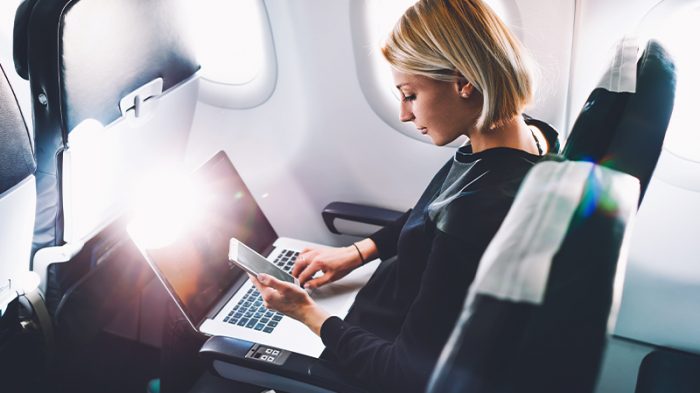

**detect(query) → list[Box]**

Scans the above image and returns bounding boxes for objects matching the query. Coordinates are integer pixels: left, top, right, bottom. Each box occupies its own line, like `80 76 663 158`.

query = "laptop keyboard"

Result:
223 249 299 334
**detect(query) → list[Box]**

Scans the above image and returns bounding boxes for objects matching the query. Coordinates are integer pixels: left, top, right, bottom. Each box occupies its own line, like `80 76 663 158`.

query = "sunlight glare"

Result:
127 170 212 250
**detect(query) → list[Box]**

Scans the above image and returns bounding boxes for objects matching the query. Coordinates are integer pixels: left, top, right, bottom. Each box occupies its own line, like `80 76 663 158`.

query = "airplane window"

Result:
186 0 263 84
353 0 518 145
646 6 700 161
183 0 277 108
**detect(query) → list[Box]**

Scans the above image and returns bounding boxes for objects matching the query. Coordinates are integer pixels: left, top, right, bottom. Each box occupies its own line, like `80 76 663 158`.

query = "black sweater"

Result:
319 142 553 392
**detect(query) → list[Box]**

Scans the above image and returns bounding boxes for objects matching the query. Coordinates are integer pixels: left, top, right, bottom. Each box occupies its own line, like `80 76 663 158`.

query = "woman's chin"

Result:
430 136 453 147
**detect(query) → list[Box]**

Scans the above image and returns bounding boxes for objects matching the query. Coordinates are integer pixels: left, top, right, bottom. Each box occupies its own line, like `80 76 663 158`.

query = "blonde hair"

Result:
381 0 535 130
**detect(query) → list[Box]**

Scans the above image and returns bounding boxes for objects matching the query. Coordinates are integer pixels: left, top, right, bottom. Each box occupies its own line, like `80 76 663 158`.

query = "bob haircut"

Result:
381 0 535 131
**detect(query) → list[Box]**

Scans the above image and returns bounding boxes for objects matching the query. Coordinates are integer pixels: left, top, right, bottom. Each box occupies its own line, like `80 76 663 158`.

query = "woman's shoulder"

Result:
429 181 518 242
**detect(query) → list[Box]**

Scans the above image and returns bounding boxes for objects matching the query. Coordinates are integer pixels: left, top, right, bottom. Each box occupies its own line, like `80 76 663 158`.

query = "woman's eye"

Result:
402 94 416 102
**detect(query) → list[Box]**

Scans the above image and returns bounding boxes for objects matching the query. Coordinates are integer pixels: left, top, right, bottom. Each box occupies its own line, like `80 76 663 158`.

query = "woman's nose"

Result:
399 104 414 122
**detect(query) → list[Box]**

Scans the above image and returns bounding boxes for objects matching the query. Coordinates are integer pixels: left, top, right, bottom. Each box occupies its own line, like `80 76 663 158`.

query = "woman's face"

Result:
392 69 480 146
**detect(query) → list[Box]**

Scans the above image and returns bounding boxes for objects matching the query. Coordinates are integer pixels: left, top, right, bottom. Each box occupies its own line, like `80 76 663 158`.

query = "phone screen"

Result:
230 239 296 284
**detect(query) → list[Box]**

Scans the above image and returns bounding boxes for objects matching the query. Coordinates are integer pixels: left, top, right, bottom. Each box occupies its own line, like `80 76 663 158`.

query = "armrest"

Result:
636 349 700 393
322 202 404 235
199 336 368 393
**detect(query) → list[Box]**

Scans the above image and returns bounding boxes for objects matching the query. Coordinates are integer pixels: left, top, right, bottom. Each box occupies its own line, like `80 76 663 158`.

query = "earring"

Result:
461 92 469 98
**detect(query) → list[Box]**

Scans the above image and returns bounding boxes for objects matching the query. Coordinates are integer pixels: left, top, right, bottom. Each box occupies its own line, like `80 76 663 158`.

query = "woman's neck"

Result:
468 115 540 155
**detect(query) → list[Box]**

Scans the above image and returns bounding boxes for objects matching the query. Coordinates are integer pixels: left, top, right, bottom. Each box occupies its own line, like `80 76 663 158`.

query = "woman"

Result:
250 0 558 391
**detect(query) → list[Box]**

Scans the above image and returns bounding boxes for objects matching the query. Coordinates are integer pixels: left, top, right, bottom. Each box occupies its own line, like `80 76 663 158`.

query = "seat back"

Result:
14 0 199 351
427 39 675 393
15 0 199 255
0 62 36 294
15 0 199 309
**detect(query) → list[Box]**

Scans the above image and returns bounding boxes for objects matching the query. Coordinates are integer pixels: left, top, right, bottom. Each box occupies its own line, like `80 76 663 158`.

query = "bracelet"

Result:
352 243 366 265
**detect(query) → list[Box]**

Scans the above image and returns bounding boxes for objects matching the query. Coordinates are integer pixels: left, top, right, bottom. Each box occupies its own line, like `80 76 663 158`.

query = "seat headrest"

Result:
0 63 35 195
564 39 676 203
563 37 640 162
25 0 199 132
602 40 676 201
12 0 39 80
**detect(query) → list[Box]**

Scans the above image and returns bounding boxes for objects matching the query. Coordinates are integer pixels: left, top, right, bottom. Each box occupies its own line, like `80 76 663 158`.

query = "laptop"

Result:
128 151 379 357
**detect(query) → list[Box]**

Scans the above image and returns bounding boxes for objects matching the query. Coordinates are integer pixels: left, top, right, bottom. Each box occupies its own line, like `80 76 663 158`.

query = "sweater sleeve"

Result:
368 209 411 260
320 193 510 393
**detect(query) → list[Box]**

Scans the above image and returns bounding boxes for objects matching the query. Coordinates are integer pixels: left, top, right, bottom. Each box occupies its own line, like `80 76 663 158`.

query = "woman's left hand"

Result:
248 273 331 336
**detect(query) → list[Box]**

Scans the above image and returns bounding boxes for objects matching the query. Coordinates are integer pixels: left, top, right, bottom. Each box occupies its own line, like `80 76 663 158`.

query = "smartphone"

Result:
228 238 299 285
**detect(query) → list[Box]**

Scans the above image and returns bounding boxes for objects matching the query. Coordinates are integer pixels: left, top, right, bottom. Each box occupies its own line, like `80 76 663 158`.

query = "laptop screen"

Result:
137 151 278 326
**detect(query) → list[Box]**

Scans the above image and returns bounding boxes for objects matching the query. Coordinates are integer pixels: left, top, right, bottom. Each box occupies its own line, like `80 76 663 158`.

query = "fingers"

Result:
248 274 276 299
292 254 311 277
249 273 283 309
303 273 333 290
297 261 323 286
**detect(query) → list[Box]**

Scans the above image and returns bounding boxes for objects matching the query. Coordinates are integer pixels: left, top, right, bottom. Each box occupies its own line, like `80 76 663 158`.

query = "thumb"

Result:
257 273 284 289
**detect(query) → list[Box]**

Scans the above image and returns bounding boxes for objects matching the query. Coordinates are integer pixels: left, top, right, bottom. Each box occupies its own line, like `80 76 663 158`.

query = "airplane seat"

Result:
14 0 198 351
426 38 675 393
199 39 675 393
0 61 44 391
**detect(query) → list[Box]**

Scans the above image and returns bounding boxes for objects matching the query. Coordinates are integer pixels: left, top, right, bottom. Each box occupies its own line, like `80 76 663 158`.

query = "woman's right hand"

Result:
292 246 363 289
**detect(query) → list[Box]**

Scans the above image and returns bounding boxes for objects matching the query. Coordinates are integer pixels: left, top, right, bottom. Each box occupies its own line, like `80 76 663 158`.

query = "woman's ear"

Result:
456 78 474 99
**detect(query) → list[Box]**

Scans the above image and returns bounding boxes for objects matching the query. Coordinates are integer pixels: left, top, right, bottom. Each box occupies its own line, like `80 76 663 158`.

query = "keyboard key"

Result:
261 318 269 324
254 324 264 331
263 327 274 333
224 317 230 323
246 320 256 328
268 321 278 328
272 315 282 321
237 319 246 326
